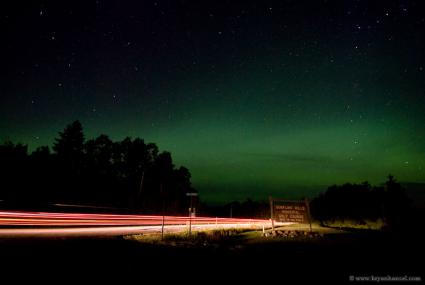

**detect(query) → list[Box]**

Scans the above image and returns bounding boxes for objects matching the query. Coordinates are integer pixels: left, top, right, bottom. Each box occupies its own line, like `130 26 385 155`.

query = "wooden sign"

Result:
274 203 309 223
269 197 312 231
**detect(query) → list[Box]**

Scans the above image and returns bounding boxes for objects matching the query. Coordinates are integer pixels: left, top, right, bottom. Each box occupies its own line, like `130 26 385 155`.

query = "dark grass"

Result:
0 229 423 283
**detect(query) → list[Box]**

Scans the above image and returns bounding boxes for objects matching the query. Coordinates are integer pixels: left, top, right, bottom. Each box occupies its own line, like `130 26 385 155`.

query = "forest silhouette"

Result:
0 120 195 214
202 176 412 230
310 176 412 230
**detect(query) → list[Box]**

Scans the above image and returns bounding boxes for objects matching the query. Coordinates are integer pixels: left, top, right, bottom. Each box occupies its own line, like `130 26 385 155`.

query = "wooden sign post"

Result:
305 197 312 232
269 196 275 232
186 192 198 236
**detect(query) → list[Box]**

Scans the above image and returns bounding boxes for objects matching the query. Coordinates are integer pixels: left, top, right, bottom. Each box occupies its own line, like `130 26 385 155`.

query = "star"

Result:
1 0 424 204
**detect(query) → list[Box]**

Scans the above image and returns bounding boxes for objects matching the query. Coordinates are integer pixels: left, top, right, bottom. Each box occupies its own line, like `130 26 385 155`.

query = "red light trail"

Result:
0 210 280 238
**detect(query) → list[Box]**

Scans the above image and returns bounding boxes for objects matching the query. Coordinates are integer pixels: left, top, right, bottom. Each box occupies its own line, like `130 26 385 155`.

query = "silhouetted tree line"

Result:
310 175 411 230
0 120 195 214
200 199 270 219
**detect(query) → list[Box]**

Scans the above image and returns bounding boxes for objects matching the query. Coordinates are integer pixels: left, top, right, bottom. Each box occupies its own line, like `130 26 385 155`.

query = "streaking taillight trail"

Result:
0 210 269 226
0 210 280 237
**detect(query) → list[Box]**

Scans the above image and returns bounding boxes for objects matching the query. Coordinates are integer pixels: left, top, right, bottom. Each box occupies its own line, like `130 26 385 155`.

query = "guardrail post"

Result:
161 215 165 240
188 214 192 236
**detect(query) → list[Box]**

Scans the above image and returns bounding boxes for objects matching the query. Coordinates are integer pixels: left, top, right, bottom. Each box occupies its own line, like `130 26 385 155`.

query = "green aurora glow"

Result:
1 1 424 203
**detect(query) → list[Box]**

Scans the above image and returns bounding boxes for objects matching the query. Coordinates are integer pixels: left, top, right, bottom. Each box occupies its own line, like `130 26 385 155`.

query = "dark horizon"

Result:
3 120 425 207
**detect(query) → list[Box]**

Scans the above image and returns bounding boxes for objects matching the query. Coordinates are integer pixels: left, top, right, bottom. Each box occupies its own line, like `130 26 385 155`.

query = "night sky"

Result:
1 1 425 203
